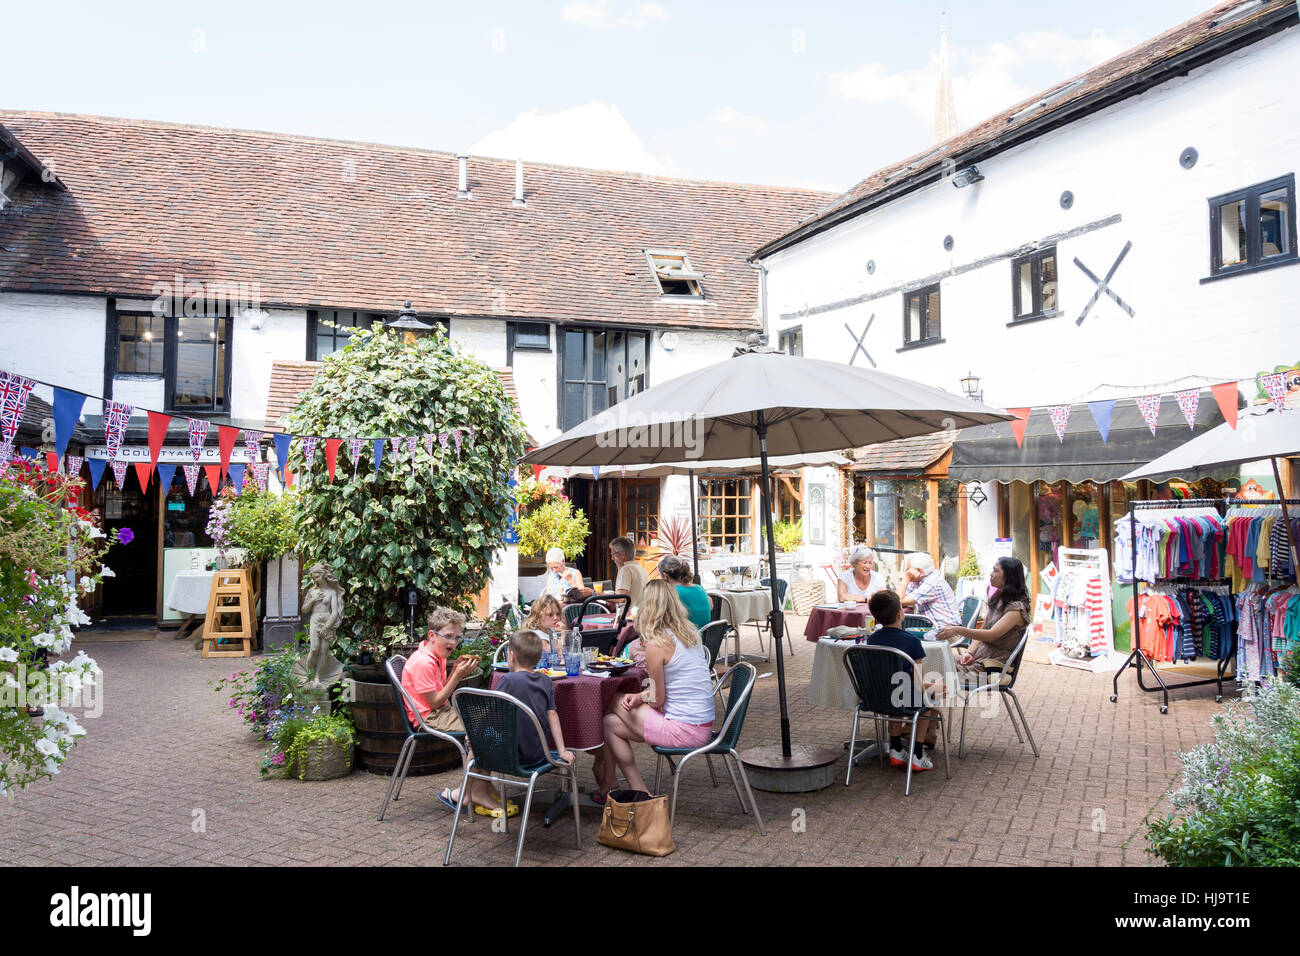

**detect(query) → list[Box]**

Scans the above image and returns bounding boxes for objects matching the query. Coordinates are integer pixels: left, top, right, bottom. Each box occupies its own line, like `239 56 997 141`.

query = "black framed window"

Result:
309 310 383 360
559 328 649 430
1010 247 1059 322
1207 174 1297 278
778 326 803 356
506 321 551 363
902 284 941 347
169 314 231 412
115 312 164 375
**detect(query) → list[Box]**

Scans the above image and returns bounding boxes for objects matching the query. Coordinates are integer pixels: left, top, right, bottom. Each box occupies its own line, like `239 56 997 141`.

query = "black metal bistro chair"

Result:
445 687 582 867
956 631 1039 759
377 655 470 823
842 644 950 796
575 593 630 655
754 577 794 657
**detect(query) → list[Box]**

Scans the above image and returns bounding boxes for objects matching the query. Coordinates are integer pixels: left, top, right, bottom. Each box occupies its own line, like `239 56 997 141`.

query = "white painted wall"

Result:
0 292 107 415
232 308 307 425
760 27 1300 562
763 28 1300 408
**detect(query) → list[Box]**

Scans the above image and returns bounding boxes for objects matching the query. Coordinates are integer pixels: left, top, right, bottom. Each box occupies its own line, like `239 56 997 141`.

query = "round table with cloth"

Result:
489 668 647 750
807 637 959 710
166 570 216 643
803 604 872 642
708 588 774 663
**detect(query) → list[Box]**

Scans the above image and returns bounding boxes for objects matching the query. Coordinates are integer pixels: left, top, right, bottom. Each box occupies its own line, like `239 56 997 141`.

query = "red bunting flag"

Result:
1007 408 1031 449
203 463 222 494
133 462 153 491
285 465 295 488
44 451 59 473
1212 382 1239 430
324 438 341 482
147 411 171 466
218 425 239 479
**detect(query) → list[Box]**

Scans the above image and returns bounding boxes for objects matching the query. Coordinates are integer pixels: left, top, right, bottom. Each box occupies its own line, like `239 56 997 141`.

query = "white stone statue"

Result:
294 562 345 693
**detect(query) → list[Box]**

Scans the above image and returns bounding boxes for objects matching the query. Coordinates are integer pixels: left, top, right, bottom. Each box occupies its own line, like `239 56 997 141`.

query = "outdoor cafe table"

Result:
488 666 646 750
808 636 960 725
165 569 215 642
803 603 872 643
707 588 773 664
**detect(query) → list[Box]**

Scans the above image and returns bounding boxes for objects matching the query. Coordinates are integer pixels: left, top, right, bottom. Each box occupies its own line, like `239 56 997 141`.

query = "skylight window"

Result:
647 250 705 298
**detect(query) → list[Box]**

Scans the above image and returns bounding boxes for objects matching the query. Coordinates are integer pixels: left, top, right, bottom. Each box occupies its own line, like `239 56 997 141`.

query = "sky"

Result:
2 0 1217 192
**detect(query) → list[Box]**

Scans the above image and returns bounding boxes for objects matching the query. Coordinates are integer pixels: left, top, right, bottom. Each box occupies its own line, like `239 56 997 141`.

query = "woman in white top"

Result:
597 580 716 796
836 545 886 603
542 547 583 600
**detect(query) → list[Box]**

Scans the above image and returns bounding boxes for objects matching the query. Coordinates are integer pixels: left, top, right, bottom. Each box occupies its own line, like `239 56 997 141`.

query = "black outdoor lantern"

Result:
384 299 440 341
407 586 420 642
960 371 983 403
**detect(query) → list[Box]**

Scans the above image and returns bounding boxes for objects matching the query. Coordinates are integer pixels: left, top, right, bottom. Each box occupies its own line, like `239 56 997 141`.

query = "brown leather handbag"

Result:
596 789 676 856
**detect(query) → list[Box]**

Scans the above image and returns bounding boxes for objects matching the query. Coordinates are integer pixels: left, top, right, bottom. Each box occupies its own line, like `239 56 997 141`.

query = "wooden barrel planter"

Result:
350 680 464 776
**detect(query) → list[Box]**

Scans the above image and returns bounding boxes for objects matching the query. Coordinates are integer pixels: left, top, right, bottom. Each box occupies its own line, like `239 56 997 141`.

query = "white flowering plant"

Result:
0 458 122 794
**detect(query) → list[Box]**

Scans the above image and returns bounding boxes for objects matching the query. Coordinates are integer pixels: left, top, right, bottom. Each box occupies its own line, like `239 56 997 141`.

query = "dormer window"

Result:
646 250 705 298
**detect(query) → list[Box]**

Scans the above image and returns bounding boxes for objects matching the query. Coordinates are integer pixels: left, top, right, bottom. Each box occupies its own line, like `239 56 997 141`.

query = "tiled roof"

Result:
756 0 1297 257
0 113 834 332
847 432 952 476
265 361 526 437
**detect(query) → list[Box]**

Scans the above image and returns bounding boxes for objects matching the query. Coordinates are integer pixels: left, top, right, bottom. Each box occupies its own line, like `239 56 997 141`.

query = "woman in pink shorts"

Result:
596 580 717 797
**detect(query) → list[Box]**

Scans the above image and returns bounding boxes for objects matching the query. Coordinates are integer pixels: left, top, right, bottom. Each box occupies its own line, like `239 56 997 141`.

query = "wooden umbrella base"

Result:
740 744 840 793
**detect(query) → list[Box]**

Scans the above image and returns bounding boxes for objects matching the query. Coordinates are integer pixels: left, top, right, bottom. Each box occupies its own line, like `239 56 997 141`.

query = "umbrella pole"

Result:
1270 458 1300 589
756 413 793 758
690 468 701 585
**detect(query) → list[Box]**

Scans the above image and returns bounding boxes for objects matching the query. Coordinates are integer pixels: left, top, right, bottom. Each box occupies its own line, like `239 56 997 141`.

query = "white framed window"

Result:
646 250 705 298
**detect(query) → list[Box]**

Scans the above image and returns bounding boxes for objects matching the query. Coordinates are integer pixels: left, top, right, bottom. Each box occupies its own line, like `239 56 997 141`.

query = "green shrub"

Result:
287 326 526 639
957 547 981 579
1146 680 1300 866
772 520 802 552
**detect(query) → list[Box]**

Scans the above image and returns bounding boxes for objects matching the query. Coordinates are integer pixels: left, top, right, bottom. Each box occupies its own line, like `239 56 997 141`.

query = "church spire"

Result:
933 12 958 144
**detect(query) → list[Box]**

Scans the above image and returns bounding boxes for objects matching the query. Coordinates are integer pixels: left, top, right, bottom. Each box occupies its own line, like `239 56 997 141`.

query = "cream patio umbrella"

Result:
522 341 1012 785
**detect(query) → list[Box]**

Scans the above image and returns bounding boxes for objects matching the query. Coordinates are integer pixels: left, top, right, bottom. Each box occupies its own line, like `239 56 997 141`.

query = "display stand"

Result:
1049 547 1118 672
1110 498 1237 713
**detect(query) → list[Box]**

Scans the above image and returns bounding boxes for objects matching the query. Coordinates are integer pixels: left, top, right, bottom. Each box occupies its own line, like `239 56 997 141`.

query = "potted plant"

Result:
515 475 588 564
209 644 302 732
261 711 356 781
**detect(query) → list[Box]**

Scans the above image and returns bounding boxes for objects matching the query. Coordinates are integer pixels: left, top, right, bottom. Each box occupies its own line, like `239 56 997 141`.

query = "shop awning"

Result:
949 394 1232 484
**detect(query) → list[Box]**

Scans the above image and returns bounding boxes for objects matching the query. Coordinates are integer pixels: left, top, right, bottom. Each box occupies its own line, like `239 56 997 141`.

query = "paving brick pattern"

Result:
0 619 1227 867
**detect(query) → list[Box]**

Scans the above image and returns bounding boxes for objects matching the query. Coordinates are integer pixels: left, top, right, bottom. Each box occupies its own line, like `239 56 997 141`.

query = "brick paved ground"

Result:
0 618 1226 867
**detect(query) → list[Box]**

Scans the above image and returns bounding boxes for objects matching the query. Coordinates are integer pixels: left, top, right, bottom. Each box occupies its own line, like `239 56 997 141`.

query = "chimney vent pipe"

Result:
456 154 470 199
512 159 526 207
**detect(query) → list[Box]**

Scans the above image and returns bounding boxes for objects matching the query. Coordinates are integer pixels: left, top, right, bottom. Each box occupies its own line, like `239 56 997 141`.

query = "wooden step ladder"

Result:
201 569 256 658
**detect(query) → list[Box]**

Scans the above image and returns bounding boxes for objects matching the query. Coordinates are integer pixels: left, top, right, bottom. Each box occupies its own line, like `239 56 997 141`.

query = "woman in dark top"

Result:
937 557 1031 672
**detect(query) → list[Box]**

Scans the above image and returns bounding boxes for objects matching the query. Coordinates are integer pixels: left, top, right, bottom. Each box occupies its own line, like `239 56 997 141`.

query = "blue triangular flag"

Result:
87 458 107 489
591 465 601 480
228 462 245 494
1087 400 1116 444
273 433 292 482
51 387 87 462
156 463 177 492
372 439 384 482
18 446 38 461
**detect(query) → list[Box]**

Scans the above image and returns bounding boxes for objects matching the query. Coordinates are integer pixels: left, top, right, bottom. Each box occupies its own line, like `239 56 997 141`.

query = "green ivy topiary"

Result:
287 326 526 640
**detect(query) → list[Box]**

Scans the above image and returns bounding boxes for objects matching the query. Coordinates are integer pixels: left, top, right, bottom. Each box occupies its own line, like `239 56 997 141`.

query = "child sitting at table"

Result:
865 590 942 772
496 630 575 771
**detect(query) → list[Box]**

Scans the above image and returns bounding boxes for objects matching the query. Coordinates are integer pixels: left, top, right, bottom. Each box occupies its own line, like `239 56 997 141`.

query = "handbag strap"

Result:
603 802 636 840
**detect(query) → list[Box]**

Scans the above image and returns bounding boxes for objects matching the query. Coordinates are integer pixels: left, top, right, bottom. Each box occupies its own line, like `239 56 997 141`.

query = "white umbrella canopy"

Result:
1122 403 1300 481
537 450 851 481
523 349 1012 467
521 345 1012 770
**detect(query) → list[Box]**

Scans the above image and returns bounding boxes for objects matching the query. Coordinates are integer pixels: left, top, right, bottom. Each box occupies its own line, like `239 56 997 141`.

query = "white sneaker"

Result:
909 752 934 772
888 748 909 767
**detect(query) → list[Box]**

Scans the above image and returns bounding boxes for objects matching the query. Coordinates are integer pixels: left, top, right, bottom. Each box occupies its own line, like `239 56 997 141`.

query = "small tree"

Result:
288 327 526 639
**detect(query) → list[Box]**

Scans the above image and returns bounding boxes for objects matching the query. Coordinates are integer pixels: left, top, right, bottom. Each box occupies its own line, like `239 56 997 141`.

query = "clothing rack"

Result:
1110 498 1260 713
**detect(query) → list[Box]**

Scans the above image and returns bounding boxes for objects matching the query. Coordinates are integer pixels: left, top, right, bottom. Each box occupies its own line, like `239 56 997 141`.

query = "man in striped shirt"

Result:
900 553 961 628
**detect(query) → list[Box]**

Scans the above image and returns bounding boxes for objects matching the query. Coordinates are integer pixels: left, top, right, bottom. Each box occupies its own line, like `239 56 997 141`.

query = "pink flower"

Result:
272 752 286 765
228 698 237 708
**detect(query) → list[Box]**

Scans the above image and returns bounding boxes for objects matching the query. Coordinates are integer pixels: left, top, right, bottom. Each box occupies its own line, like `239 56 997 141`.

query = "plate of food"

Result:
588 655 634 675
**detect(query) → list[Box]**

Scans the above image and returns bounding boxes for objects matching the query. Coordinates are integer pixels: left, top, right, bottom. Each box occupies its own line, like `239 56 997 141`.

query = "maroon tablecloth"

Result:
489 668 646 750
803 605 871 643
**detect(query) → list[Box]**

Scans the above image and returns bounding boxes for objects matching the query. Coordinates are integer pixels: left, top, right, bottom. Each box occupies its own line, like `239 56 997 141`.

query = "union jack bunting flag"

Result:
242 429 263 462
466 426 476 448
1047 404 1071 443
0 438 13 479
348 438 365 479
251 461 270 493
0 371 36 444
65 455 84 478
452 429 463 457
183 464 200 496
188 418 210 461
438 431 449 453
110 459 129 491
301 436 319 470
389 437 403 465
1174 389 1200 428
1261 372 1288 410
1136 394 1162 435
104 400 134 459
404 436 418 470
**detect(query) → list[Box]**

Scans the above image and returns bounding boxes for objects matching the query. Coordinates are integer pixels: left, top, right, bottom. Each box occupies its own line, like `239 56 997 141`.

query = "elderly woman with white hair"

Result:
836 545 886 603
542 547 583 600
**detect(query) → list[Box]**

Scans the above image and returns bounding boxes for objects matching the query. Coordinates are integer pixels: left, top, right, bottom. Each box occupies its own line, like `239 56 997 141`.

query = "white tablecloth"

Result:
166 570 215 615
708 589 773 627
808 637 959 710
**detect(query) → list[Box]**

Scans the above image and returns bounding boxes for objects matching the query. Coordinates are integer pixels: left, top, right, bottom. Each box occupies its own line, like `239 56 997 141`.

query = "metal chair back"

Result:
490 602 520 630
715 661 757 752
959 597 981 628
995 630 1032 689
843 644 927 718
760 576 790 609
452 687 556 777
385 655 466 749
709 592 725 623
699 621 729 668
563 603 585 627
902 613 934 631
